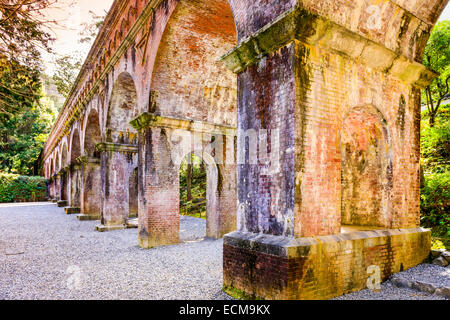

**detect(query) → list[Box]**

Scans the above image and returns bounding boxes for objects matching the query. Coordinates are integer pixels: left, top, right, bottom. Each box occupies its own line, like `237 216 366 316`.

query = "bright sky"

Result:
42 1 449 76
439 3 450 21
42 0 114 75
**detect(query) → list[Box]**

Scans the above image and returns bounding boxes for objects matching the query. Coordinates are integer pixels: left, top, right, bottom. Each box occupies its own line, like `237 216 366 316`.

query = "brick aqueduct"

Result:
42 0 447 299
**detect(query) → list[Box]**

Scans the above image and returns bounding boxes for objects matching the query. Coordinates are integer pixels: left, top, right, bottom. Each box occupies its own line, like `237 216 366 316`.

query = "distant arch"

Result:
84 109 102 158
340 105 393 228
106 72 138 144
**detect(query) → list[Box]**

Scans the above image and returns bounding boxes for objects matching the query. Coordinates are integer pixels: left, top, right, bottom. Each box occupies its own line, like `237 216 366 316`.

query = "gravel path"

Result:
0 203 231 300
0 203 448 300
333 280 448 300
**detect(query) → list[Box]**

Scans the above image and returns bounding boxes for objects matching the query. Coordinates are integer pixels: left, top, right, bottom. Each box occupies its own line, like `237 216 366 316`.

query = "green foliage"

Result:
0 172 48 203
179 155 207 219
431 239 449 251
420 104 449 239
52 54 83 98
422 20 450 126
420 171 449 237
421 104 450 173
0 59 57 175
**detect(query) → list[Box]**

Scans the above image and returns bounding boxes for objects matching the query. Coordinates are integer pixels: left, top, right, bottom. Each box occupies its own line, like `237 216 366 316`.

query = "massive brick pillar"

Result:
49 176 57 201
221 7 435 300
137 127 180 248
95 142 138 231
132 113 238 248
66 164 82 214
77 156 101 220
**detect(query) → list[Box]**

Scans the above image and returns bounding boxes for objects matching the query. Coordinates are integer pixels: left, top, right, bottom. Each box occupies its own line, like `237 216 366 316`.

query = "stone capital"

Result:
130 112 237 137
95 142 138 154
77 156 100 164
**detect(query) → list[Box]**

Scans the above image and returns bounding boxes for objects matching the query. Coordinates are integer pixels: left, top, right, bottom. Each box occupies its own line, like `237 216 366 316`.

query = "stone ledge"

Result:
224 228 431 299
95 142 138 154
57 200 68 208
95 224 127 232
76 156 100 164
220 7 438 88
130 112 236 136
64 207 81 215
76 214 101 221
224 227 430 259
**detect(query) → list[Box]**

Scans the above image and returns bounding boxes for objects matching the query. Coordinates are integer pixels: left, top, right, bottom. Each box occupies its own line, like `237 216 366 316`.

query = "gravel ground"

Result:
0 203 448 300
0 203 231 300
333 280 448 300
391 263 450 288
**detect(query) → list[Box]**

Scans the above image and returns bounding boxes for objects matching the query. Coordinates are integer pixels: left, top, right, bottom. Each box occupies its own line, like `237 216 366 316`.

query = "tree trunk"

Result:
187 155 192 201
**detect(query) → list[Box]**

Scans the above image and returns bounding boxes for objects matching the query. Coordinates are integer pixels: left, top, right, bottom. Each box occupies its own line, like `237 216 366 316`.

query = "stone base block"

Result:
64 207 81 215
57 200 68 207
76 214 101 221
95 224 126 232
223 228 431 300
126 218 138 229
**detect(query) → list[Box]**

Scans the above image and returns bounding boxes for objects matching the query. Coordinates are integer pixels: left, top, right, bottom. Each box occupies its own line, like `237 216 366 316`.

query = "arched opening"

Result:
106 72 138 144
71 129 81 163
179 154 207 239
340 106 393 230
81 109 102 218
84 109 101 158
61 144 69 201
138 0 238 248
150 0 237 126
129 167 138 218
178 152 219 240
100 71 139 227
70 129 82 208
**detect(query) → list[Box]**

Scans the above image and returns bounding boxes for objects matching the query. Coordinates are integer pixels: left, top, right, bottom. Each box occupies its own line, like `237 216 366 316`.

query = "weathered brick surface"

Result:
81 161 101 218
38 0 447 299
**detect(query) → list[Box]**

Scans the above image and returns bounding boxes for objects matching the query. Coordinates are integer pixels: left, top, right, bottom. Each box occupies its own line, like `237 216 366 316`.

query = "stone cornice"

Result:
57 166 70 176
220 7 438 88
131 113 237 137
95 142 138 154
77 156 100 165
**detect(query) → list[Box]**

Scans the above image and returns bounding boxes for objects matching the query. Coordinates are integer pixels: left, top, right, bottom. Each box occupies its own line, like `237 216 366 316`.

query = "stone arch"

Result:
177 150 221 238
55 150 61 172
106 72 138 144
84 109 102 158
70 128 82 164
61 142 68 168
60 143 69 201
149 0 237 126
340 105 393 229
129 166 139 218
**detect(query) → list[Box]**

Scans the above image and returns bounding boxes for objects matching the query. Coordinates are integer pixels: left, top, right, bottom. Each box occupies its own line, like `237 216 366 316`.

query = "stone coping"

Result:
76 156 100 164
95 142 138 153
224 228 430 259
220 7 437 88
130 112 236 136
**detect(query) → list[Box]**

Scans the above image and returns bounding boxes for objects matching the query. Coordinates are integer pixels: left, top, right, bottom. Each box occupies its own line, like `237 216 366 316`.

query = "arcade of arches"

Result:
41 0 448 300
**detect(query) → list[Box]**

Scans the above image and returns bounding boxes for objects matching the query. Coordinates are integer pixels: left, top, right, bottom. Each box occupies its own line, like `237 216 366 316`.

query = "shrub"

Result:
0 172 48 203
420 171 450 238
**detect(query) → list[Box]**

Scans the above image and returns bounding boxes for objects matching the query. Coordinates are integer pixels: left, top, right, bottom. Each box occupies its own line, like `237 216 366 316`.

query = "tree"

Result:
0 0 56 113
422 20 450 127
0 59 57 175
52 10 105 98
52 54 83 98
